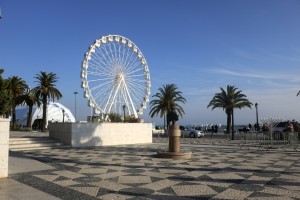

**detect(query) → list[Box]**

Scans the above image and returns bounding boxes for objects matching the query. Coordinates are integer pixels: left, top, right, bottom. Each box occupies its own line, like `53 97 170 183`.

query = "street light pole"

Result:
255 103 258 131
123 105 126 122
74 92 78 121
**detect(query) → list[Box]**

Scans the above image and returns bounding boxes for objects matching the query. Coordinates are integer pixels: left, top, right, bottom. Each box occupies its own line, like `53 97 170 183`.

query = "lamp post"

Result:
255 103 258 131
123 105 126 122
62 109 65 123
74 92 78 121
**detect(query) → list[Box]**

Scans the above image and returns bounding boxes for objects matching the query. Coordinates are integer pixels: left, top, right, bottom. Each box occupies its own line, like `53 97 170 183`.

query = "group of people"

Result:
194 124 221 133
242 120 296 133
262 120 294 132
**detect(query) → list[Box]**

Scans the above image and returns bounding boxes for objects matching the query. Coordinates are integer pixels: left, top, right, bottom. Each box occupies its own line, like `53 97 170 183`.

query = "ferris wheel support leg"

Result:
103 82 118 115
106 78 122 118
122 79 138 118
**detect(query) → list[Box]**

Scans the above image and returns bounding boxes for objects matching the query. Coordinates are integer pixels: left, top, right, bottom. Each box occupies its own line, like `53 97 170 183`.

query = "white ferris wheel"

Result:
81 35 151 120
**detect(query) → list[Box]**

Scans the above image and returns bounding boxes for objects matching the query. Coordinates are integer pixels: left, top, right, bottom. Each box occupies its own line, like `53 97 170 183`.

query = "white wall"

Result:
0 118 10 178
49 122 152 147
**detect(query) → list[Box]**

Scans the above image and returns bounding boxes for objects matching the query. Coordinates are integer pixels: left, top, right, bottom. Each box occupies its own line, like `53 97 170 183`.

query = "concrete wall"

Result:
48 122 72 145
0 118 10 178
49 122 152 147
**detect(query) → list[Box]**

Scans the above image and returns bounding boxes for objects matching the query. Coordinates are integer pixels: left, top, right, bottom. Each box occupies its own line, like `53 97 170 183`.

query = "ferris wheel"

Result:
81 35 151 120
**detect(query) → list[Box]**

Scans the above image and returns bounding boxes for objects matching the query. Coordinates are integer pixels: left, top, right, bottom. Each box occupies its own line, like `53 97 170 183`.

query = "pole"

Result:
231 109 234 140
255 103 258 131
74 92 78 121
62 109 65 123
123 105 126 122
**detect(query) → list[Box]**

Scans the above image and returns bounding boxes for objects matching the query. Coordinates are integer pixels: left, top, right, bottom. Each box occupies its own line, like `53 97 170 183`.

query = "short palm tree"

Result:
0 69 11 117
19 91 42 130
31 72 62 132
207 85 252 140
149 84 186 128
8 76 28 129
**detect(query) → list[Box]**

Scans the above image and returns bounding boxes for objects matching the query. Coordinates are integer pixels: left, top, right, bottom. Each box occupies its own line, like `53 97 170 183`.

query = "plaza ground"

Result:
1 132 300 200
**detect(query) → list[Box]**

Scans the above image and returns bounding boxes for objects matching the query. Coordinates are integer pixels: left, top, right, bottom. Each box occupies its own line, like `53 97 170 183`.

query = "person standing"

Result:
248 123 252 131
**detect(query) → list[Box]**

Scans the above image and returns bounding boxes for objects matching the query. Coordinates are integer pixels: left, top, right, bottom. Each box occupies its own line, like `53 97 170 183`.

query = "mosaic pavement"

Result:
10 138 300 200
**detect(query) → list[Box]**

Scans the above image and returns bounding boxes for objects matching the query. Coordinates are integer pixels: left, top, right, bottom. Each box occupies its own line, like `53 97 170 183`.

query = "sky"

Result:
1 0 300 126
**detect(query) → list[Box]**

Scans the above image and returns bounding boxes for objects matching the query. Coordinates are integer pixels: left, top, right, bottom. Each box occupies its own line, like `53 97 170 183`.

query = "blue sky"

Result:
1 0 300 126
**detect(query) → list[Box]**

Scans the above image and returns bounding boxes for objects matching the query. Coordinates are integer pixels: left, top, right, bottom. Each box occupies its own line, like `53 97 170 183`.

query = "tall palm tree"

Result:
8 76 28 129
207 85 252 140
31 72 62 132
149 84 186 128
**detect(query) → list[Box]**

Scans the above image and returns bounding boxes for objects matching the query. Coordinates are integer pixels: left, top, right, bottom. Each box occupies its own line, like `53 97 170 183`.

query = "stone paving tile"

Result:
99 193 132 200
70 186 99 197
9 137 300 200
118 175 152 184
171 184 217 196
211 188 253 199
140 179 178 191
90 180 130 191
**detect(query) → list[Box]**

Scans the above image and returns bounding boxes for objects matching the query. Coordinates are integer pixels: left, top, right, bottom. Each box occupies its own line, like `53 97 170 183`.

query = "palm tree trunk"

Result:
231 109 235 140
12 105 17 130
226 112 231 135
41 95 47 132
164 112 166 134
27 105 33 130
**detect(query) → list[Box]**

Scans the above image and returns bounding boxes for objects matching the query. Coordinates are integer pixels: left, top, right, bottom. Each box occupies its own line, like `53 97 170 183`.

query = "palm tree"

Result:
149 84 186 128
207 85 252 140
8 76 28 129
31 72 62 132
0 69 11 117
18 91 41 130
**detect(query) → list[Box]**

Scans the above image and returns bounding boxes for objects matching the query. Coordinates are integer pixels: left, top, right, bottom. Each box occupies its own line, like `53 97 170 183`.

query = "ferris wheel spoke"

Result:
89 58 113 76
112 42 119 67
126 59 142 73
94 86 112 105
121 45 128 68
123 50 137 72
126 68 145 77
93 48 112 68
87 65 112 76
102 44 117 67
127 81 144 98
122 47 132 72
87 71 110 77
89 80 114 92
108 43 119 68
95 47 115 71
128 84 145 100
124 55 140 73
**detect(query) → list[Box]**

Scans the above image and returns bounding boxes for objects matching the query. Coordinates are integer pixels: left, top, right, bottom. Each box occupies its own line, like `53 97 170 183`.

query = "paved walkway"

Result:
1 133 300 200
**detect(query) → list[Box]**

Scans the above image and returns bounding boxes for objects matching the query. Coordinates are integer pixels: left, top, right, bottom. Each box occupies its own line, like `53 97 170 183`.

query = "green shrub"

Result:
108 113 122 122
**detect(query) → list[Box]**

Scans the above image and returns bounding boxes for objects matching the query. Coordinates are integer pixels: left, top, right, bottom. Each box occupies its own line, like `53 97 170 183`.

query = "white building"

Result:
16 102 75 128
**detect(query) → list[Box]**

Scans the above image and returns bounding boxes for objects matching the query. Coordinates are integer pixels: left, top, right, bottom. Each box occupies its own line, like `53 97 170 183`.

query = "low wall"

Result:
49 122 152 147
0 118 10 178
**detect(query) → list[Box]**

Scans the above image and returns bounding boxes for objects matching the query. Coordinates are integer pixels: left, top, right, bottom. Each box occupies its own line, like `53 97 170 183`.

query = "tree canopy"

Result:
149 84 186 126
207 85 252 139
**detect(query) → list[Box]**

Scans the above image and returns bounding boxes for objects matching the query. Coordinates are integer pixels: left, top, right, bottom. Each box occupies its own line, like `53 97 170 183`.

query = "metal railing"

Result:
240 131 299 151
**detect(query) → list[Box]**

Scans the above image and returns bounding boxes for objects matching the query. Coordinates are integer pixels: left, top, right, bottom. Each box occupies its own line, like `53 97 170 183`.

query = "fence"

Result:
240 131 299 151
